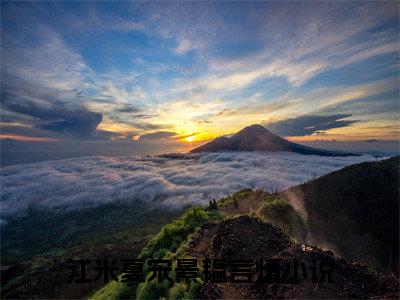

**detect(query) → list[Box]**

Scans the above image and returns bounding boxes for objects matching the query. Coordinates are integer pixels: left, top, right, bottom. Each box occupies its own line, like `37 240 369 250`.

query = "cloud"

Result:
1 94 105 139
0 23 106 140
265 114 358 137
175 39 199 54
0 152 375 218
170 3 398 95
139 131 177 140
130 122 170 131
39 111 102 138
0 22 157 140
133 114 159 119
116 105 141 113
1 2 398 142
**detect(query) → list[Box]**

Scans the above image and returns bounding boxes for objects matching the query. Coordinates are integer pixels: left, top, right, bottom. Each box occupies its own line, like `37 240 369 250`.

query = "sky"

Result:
1 1 399 153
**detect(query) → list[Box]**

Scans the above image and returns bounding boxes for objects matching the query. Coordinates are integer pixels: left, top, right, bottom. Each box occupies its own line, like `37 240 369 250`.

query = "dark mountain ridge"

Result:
190 124 355 156
281 156 400 273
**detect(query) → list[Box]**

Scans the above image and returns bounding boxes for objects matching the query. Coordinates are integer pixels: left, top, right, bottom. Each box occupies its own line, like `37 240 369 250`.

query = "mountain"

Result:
190 124 354 156
281 156 399 273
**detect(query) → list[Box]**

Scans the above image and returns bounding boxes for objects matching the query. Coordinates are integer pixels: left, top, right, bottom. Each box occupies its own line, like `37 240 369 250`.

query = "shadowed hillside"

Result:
188 216 398 299
281 156 399 273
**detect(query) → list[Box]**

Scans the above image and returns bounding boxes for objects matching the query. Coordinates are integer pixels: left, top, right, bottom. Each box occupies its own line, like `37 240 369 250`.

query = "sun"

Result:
184 135 196 142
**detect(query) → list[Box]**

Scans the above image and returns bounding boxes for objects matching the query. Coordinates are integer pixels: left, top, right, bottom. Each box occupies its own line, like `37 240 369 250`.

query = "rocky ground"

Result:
185 216 399 299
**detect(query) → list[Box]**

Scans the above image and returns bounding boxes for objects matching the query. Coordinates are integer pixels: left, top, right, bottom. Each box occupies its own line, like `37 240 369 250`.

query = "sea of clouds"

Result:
0 152 376 221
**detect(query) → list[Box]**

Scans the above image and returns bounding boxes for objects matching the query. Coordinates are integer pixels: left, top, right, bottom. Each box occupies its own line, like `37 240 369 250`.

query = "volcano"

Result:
190 124 354 156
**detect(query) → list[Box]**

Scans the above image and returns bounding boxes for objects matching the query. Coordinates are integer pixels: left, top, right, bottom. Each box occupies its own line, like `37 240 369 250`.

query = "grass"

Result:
217 188 254 207
90 207 222 300
258 198 308 243
217 188 308 243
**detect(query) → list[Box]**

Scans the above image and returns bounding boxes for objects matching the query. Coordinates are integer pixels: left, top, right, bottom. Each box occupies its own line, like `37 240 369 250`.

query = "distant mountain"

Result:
190 124 355 156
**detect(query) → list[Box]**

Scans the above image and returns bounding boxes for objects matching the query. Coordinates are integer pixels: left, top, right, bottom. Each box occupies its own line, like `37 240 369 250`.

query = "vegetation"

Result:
140 207 215 260
1 201 183 265
217 188 308 243
217 188 254 207
218 188 278 207
91 207 222 300
258 198 308 242
1 201 183 299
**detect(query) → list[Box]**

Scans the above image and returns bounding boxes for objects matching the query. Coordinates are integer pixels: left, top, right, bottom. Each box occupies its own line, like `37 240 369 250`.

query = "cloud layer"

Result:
1 152 375 220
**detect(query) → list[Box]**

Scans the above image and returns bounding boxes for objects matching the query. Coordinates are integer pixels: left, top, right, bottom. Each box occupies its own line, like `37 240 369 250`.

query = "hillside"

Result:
93 196 398 299
92 156 399 299
281 156 399 273
187 216 397 299
190 124 354 156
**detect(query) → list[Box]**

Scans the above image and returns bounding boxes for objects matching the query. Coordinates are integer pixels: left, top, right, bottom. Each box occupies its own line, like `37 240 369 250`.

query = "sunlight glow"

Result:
184 135 196 142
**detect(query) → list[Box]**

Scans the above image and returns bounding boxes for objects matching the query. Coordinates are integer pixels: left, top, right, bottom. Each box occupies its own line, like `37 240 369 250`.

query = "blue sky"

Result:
1 1 399 147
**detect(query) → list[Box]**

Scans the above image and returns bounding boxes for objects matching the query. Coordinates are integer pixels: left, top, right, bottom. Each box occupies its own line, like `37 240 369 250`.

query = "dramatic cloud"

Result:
0 152 375 220
265 114 357 137
39 111 102 138
1 96 104 139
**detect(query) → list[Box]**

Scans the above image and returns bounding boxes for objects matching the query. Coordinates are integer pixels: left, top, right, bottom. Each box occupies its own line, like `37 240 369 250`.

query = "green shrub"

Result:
90 278 134 300
258 199 308 242
92 207 218 300
186 280 202 299
136 207 220 299
139 207 211 261
136 279 171 300
168 282 187 299
217 188 253 206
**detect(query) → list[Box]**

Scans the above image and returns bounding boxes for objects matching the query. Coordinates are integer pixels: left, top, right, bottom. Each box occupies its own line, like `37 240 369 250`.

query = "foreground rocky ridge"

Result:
186 216 398 299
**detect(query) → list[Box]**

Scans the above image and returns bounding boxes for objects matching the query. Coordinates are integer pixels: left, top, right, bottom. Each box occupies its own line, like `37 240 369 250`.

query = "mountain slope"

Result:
91 157 399 299
127 213 398 299
190 124 354 156
188 216 398 299
281 156 399 273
